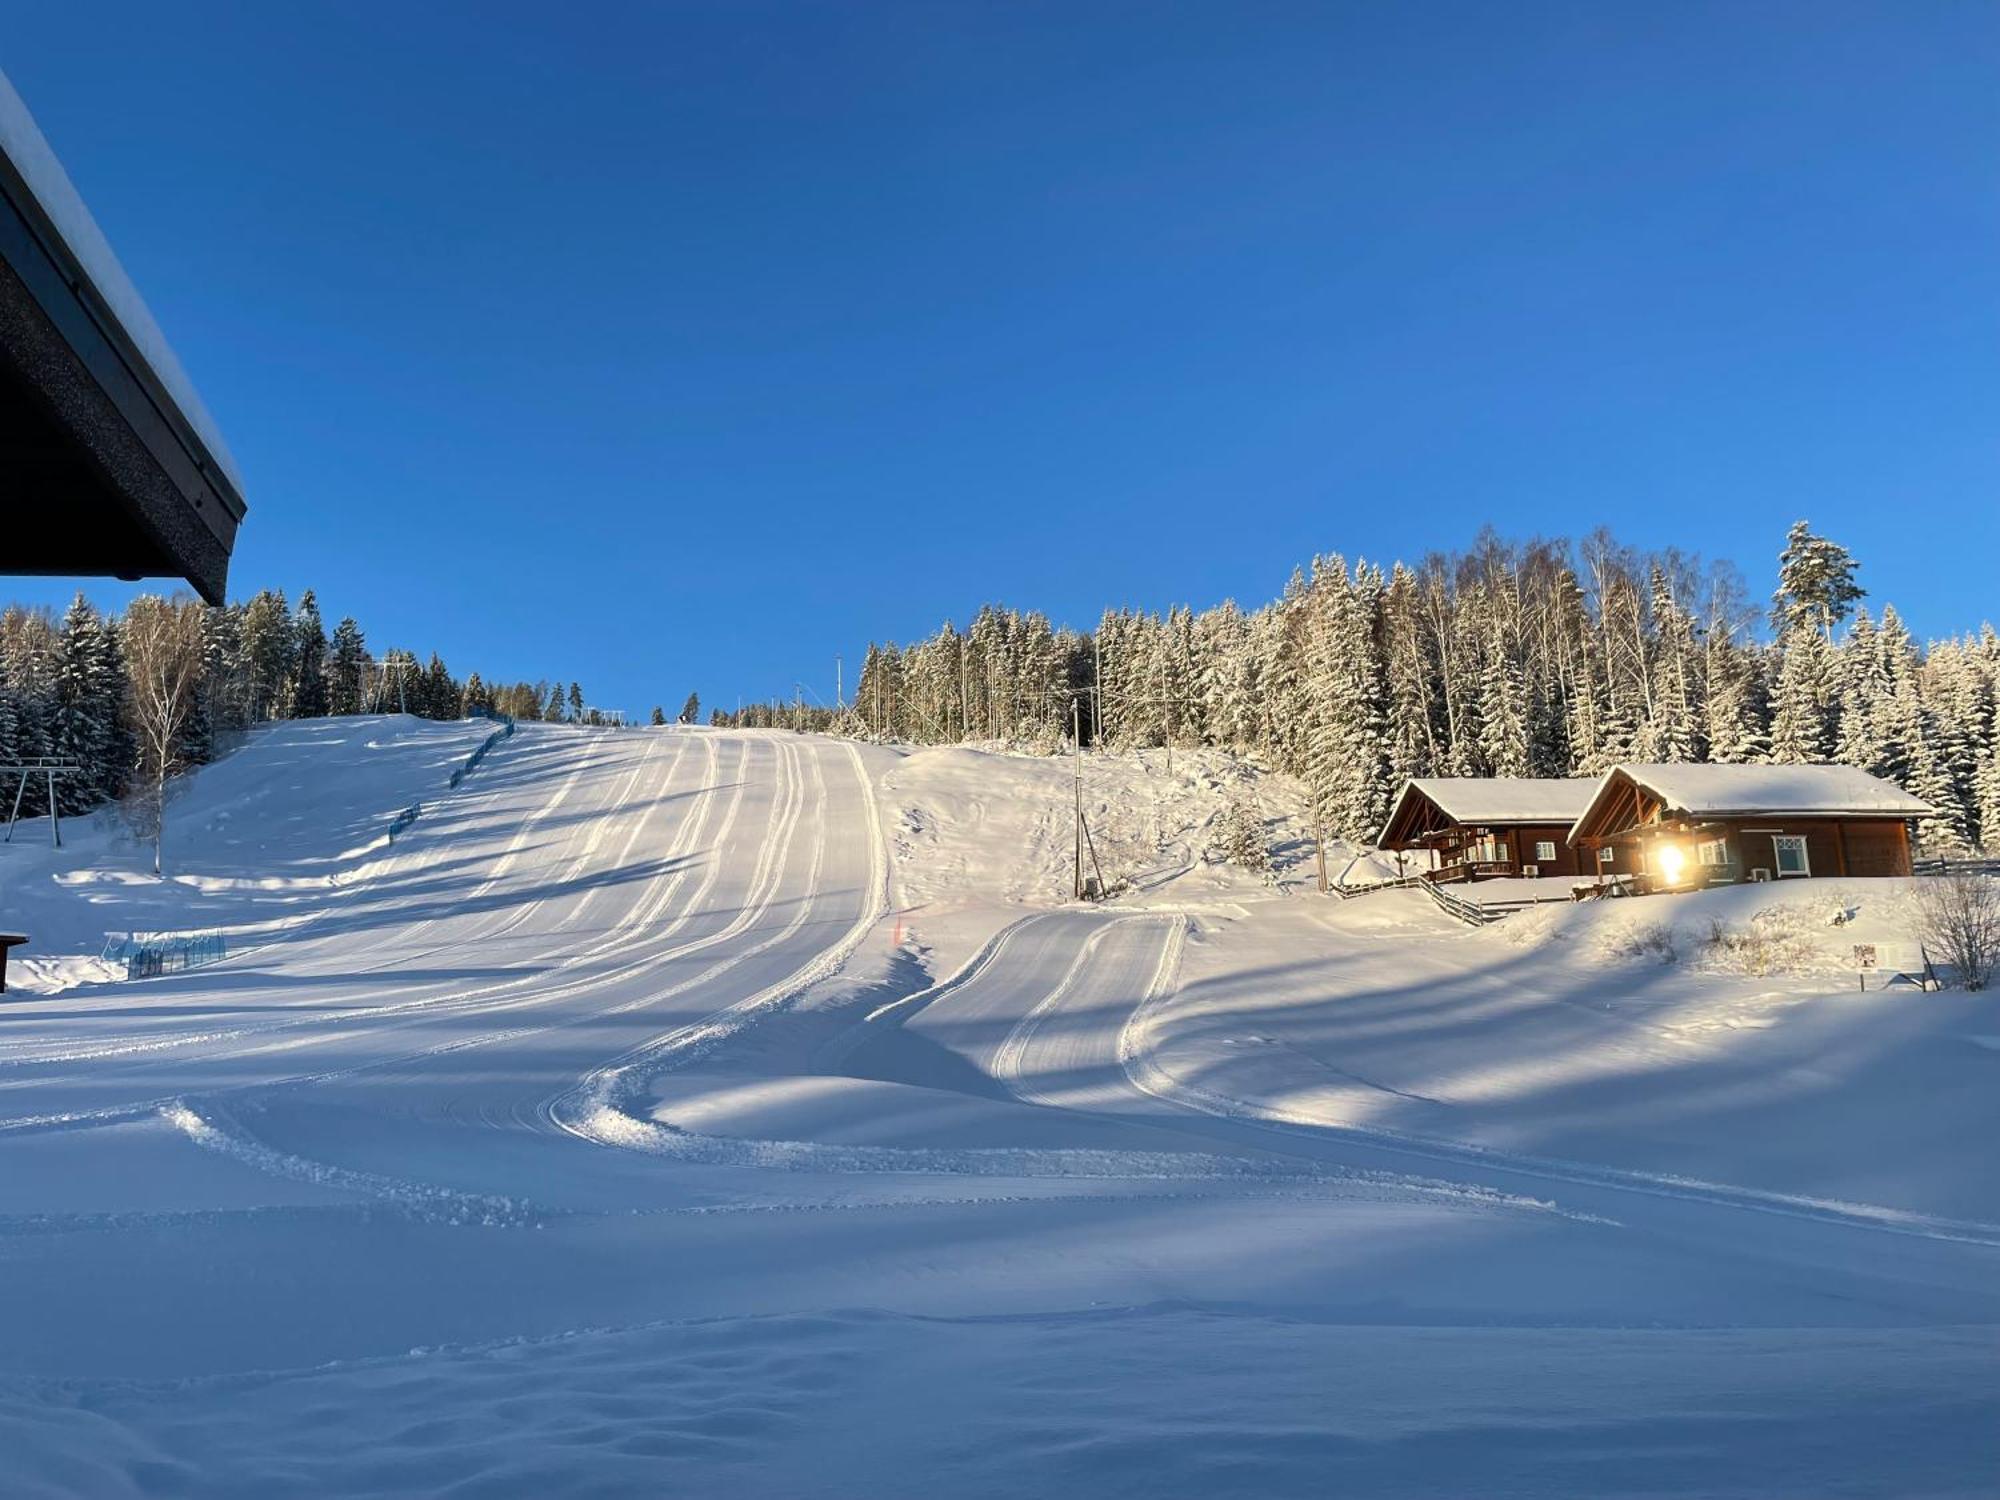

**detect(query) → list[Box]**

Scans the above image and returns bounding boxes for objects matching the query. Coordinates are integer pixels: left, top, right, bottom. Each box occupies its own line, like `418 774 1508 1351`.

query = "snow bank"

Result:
9 1312 1990 1500
1497 878 1934 979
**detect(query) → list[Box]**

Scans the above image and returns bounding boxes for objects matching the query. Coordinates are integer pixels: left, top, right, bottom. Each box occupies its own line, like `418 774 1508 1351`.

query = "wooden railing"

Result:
1913 857 2000 878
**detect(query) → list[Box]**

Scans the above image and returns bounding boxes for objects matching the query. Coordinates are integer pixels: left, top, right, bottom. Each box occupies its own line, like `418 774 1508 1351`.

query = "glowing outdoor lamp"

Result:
1655 842 1688 886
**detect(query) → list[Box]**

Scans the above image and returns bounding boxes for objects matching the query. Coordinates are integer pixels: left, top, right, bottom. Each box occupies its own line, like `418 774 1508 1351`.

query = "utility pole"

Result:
1066 694 1106 901
1072 700 1083 900
835 654 843 711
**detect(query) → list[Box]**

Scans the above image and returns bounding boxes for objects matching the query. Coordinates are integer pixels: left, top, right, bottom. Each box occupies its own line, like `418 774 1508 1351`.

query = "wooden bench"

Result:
0 933 26 993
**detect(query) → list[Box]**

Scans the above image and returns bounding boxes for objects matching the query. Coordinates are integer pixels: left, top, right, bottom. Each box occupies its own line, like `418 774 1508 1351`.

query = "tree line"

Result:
832 523 1999 852
0 586 597 849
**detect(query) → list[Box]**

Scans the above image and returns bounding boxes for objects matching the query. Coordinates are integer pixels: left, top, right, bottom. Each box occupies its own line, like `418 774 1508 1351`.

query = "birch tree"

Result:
122 594 208 876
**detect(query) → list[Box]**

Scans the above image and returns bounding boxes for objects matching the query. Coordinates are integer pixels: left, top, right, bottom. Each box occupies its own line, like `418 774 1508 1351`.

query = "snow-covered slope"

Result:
0 726 1993 1497
882 741 1323 973
0 715 491 992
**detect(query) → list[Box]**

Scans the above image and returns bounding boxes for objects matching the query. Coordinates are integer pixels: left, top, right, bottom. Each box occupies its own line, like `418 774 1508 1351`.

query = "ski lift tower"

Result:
2 758 84 848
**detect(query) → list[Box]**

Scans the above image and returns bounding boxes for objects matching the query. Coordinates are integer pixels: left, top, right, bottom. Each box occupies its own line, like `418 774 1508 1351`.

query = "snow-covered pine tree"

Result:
1924 637 1995 849
1832 608 1887 775
238 590 295 722
1341 562 1395 836
1644 564 1701 763
328 617 367 716
1472 582 1531 778
1771 520 1865 641
50 593 124 810
1702 635 1769 764
1767 629 1838 764
291 590 329 718
459 672 490 716
1381 562 1439 783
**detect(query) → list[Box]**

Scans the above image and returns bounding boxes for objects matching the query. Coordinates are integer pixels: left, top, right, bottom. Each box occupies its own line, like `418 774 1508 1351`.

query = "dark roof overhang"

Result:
0 130 245 605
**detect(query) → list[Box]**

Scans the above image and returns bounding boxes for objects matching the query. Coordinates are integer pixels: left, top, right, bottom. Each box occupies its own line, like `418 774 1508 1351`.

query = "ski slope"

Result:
1 719 1995 1497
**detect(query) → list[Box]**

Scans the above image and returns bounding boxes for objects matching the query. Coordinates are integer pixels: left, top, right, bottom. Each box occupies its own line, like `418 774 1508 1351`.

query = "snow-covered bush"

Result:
1609 921 1676 964
1918 872 2000 991
1697 909 1819 977
1210 799 1270 873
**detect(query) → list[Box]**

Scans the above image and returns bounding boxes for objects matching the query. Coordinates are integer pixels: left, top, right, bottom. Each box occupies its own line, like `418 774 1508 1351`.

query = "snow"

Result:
1387 775 1599 828
0 715 493 993
0 66 245 496
1589 761 1935 822
1 721 1995 1495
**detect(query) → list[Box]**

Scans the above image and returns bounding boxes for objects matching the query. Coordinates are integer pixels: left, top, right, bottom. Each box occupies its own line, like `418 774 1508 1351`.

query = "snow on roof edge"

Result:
0 66 246 499
1565 762 1933 841
1379 777 1600 845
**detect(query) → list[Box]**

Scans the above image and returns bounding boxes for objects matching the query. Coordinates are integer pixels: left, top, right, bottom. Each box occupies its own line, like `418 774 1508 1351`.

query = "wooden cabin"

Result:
1566 764 1932 889
1377 777 1632 883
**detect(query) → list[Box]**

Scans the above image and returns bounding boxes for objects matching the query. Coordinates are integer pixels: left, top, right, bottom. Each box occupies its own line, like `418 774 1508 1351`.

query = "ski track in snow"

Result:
4 721 1997 1495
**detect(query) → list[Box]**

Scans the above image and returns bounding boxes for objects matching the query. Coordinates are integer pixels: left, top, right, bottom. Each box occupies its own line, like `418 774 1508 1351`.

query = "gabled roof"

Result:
1568 763 1932 842
1378 777 1598 847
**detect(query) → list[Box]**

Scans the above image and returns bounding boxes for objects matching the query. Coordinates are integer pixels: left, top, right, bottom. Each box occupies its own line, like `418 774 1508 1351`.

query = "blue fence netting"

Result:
387 802 422 841
387 710 518 842
449 710 516 789
102 931 228 981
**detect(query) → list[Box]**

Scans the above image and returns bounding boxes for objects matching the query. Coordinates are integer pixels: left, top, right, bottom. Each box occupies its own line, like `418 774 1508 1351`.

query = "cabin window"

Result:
1697 838 1730 868
1597 846 1615 865
1534 840 1556 863
1468 836 1509 865
1772 835 1810 877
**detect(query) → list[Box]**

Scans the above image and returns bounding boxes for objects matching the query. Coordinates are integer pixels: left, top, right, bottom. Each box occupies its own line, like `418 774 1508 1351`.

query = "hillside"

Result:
0 721 1993 1497
0 714 492 993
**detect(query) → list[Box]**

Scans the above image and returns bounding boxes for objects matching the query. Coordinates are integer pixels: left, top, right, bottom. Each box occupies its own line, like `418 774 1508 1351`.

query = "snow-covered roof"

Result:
0 67 244 496
1391 777 1599 829
1571 762 1932 839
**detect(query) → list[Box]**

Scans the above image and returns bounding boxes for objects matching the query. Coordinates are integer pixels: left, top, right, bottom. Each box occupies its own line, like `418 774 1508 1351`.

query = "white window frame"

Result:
1772 835 1811 878
1697 838 1730 868
1597 846 1616 865
1534 840 1557 863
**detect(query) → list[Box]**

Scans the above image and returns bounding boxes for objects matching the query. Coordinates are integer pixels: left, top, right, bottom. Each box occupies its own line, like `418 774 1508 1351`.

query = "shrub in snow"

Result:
1211 799 1269 873
1610 921 1676 965
1917 872 2000 991
1698 911 1817 977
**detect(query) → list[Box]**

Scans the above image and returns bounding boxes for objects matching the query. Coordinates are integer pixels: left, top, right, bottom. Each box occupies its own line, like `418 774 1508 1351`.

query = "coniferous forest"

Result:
0 587 593 823
790 523 1999 853
10 524 1999 856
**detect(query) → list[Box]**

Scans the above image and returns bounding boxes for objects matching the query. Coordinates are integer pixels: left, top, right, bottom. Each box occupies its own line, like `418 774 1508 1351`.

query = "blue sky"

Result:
7 2 1995 715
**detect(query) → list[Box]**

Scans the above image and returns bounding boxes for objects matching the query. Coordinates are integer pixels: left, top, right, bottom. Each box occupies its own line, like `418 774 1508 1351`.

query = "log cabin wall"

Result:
1620 817 1913 882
